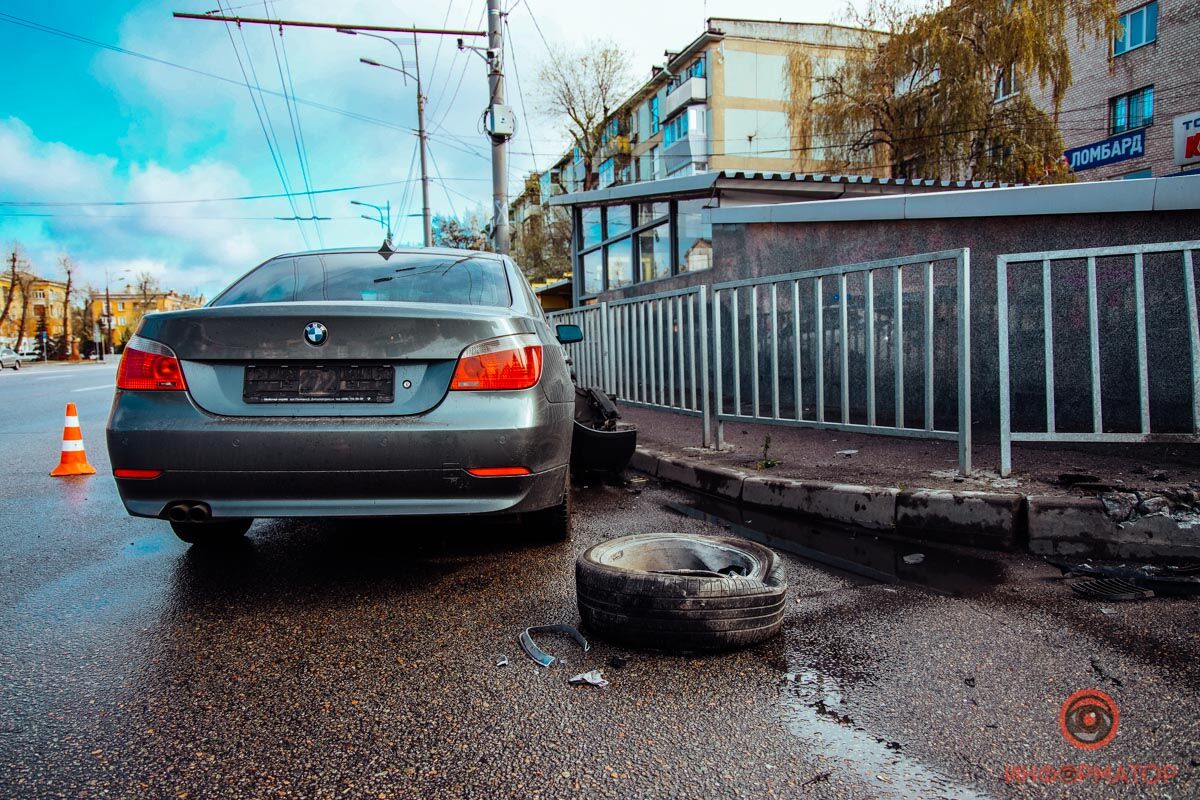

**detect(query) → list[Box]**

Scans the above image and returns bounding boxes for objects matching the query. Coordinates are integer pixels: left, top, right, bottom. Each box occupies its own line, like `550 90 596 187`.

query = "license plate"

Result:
243 364 394 403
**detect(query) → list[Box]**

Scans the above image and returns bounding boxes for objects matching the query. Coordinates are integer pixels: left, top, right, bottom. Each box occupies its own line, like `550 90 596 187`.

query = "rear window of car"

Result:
211 252 512 308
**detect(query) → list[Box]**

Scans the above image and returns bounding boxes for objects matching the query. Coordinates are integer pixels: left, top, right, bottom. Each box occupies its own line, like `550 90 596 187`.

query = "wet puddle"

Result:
665 494 1004 596
779 668 993 799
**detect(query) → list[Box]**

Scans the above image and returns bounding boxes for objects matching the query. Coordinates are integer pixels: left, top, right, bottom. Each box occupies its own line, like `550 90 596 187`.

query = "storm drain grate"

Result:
1068 577 1155 602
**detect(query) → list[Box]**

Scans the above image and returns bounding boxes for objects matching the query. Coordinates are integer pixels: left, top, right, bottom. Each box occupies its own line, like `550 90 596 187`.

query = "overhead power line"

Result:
173 11 487 37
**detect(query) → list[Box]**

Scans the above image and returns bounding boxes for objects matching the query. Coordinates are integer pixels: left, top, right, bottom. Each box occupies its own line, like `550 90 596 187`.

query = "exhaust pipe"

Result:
187 503 211 522
166 503 190 522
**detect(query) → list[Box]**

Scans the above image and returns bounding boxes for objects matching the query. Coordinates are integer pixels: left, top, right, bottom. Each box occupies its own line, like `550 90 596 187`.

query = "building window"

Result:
994 64 1020 102
1110 86 1153 134
1114 2 1157 56
605 205 631 239
598 158 615 188
606 239 633 289
650 95 660 135
664 112 689 146
667 56 705 92
638 224 670 282
117 316 126 326
675 199 713 274
33 289 46 300
1119 168 1153 179
582 249 603 295
580 206 602 248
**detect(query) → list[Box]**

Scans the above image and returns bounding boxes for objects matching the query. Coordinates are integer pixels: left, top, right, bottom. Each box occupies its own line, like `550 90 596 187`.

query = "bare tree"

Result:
537 41 635 190
12 271 34 354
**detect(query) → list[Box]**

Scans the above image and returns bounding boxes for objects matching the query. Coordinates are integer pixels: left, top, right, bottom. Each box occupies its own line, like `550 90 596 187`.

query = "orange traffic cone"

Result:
50 402 97 477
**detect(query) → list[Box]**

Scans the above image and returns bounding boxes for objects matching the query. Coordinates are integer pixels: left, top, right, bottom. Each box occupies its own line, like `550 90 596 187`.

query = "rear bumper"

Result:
107 389 572 519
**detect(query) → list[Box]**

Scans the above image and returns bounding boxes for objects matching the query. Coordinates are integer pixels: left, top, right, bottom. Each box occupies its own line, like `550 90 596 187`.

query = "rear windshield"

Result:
211 252 512 308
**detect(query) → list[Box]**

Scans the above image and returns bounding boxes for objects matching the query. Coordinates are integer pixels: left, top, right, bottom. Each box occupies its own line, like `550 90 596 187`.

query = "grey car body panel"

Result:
107 248 574 521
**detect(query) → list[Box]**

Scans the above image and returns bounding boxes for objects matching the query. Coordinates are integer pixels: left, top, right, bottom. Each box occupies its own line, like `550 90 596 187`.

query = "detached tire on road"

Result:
576 533 786 651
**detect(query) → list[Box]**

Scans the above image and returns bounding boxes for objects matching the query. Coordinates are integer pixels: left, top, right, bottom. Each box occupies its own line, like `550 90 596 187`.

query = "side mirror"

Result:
556 324 583 344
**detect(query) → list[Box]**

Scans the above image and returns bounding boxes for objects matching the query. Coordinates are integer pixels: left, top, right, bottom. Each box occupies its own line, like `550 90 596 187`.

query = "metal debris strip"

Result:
518 624 590 668
1068 577 1155 602
568 670 609 688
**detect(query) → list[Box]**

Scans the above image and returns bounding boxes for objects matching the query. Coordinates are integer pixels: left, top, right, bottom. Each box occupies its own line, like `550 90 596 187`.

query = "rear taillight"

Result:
117 335 188 391
450 334 543 391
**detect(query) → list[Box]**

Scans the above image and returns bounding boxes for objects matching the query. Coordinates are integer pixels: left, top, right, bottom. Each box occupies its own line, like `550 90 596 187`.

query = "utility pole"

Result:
414 32 432 248
486 0 510 254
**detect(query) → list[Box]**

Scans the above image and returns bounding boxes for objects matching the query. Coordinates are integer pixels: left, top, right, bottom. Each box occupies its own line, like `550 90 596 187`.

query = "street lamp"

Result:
339 27 432 247
101 267 129 361
351 199 393 243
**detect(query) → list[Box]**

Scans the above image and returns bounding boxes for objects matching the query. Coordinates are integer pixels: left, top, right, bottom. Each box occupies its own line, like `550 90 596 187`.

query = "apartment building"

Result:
87 286 205 347
1033 0 1199 180
0 275 70 348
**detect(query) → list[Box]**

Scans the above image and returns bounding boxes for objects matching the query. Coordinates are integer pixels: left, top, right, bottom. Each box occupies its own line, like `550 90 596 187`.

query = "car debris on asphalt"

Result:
519 624 590 668
902 553 925 565
568 669 609 688
494 655 509 667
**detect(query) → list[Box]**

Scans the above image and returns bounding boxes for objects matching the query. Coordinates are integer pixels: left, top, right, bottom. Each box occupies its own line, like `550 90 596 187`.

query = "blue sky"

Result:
1 0 845 298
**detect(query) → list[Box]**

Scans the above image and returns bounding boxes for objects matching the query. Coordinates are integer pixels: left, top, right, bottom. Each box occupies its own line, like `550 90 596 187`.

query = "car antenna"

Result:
377 238 396 260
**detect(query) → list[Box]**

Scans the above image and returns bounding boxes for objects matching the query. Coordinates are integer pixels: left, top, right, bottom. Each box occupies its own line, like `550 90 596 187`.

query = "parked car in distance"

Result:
0 347 20 370
106 247 582 546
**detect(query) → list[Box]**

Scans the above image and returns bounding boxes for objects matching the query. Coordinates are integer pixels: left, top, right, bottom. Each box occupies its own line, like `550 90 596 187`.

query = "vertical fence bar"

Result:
815 276 825 423
998 257 1011 477
714 290 724 416
956 249 972 475
792 280 803 422
732 288 741 417
750 286 760 418
623 305 631 400
894 265 904 428
656 299 665 406
1042 259 1056 433
1133 252 1150 434
638 307 648 407
1086 255 1103 433
839 272 849 425
666 297 676 407
699 285 711 447
687 295 697 411
923 262 934 432
770 283 780 419
601 302 612 392
1185 250 1200 433
866 271 876 427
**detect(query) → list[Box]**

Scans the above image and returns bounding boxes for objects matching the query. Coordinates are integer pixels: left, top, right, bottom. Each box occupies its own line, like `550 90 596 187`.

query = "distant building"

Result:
1032 1 1199 180
88 285 205 348
0 275 69 348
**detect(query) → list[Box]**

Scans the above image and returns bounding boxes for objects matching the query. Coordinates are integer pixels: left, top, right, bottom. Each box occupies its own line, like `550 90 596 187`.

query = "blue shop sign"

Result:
1065 130 1145 172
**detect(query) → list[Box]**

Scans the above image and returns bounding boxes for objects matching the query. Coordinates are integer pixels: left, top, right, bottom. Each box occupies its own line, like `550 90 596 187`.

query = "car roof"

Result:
270 246 505 261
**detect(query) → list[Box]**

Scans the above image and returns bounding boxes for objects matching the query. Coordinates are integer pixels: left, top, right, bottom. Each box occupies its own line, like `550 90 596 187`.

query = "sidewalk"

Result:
619 405 1200 561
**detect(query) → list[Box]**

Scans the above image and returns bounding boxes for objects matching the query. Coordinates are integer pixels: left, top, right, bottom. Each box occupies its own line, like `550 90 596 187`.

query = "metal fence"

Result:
711 249 972 473
997 241 1200 477
547 286 712 445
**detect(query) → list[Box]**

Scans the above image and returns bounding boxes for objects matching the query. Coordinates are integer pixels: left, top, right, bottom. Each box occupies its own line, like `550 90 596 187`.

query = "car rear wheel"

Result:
576 533 787 651
12 360 19 370
525 474 572 543
170 518 253 545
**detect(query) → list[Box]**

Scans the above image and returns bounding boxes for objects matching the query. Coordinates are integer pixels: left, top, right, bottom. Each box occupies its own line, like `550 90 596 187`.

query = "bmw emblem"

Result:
304 321 328 346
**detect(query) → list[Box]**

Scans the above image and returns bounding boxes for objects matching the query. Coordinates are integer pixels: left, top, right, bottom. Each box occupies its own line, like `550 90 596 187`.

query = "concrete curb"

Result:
627 447 1194 559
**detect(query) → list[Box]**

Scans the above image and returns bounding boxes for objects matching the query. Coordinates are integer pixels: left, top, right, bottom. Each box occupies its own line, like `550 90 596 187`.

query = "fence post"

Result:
957 248 972 475
699 285 711 448
599 301 612 393
997 256 1011 477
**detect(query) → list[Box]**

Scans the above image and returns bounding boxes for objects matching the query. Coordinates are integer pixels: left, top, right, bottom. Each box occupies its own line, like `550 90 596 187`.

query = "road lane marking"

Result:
73 384 115 392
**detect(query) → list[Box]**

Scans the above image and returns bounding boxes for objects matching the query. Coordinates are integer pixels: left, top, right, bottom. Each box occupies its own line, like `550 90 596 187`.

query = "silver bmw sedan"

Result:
106 247 580 546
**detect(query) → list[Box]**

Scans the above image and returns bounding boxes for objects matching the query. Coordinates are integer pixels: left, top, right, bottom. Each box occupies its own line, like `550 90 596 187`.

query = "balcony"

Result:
663 76 706 120
601 134 631 159
662 130 707 174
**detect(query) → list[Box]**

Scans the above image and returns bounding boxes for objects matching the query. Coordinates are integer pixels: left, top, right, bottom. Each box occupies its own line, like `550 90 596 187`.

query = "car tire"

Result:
576 533 787 651
12 360 19 371
170 518 254 545
525 473 572 543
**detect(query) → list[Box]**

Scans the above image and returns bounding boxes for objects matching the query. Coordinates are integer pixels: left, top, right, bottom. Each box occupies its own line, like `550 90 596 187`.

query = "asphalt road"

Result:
1 362 1197 799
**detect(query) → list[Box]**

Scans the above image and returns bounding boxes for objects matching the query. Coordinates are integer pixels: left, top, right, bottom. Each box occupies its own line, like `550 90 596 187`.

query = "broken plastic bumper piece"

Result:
518 624 590 668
